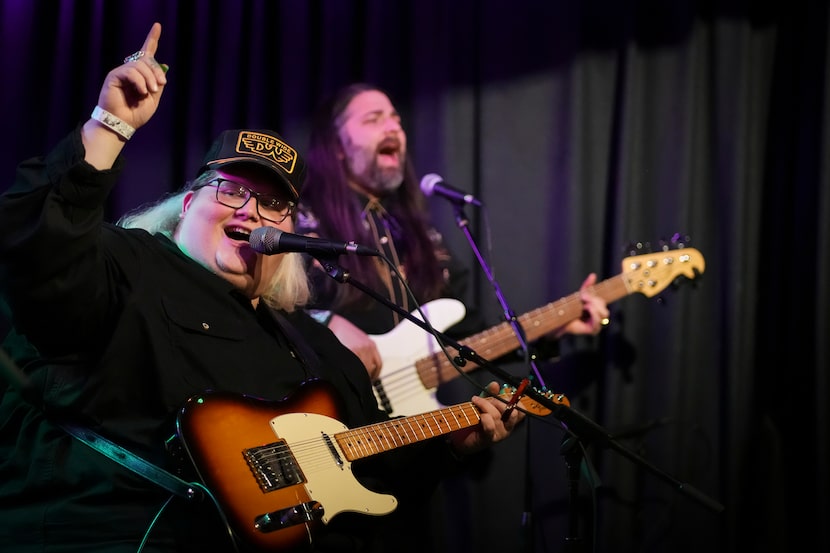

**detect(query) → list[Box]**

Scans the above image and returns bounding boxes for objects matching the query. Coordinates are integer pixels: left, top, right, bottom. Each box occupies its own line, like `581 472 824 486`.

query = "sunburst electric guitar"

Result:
176 379 561 552
370 247 705 415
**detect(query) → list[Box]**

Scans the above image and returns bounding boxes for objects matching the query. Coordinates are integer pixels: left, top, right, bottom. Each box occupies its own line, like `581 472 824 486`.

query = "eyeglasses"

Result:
196 178 295 223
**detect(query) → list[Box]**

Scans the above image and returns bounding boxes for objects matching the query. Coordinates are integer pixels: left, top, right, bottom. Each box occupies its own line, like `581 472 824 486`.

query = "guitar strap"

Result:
267 308 323 379
0 347 201 501
363 199 409 325
59 421 202 501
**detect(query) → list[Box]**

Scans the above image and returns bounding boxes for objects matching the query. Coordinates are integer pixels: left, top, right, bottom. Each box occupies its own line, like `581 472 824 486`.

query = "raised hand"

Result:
97 22 168 131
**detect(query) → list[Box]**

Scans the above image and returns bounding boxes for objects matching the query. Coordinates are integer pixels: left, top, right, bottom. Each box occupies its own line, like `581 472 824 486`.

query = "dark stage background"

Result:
1 2 827 553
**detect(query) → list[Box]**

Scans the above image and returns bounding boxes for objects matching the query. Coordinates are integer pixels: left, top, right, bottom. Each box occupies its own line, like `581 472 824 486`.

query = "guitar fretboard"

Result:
415 275 631 388
334 402 481 461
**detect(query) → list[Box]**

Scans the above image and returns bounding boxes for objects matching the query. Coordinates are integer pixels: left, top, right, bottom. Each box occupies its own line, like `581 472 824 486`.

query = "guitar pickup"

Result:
372 381 393 414
254 501 324 533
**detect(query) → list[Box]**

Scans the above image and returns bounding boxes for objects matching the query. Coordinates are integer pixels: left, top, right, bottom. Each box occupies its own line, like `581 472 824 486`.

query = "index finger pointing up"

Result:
141 22 162 58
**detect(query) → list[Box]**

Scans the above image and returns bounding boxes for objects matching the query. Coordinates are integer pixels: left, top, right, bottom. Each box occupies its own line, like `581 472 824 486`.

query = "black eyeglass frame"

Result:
194 178 296 223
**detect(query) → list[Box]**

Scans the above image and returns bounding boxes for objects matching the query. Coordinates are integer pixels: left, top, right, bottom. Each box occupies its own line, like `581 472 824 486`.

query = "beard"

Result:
343 141 405 194
367 164 403 193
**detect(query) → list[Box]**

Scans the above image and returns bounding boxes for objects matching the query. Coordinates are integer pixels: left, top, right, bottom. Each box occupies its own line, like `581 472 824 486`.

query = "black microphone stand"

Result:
314 255 724 552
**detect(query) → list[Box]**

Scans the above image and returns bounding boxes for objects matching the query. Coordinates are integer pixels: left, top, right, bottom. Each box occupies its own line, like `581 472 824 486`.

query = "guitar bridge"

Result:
243 440 305 492
254 501 324 533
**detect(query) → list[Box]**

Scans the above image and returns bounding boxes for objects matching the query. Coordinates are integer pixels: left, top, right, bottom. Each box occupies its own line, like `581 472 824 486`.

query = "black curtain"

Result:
1 1 826 552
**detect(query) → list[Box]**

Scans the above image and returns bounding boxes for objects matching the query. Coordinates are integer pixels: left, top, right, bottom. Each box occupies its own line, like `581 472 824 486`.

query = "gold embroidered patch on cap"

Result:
235 131 298 174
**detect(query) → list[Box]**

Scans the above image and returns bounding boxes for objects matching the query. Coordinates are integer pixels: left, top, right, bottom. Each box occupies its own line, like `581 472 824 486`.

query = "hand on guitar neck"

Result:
448 380 526 456
550 271 609 339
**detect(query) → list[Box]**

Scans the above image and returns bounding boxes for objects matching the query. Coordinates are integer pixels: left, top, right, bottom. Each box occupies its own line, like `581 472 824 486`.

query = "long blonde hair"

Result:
117 171 311 311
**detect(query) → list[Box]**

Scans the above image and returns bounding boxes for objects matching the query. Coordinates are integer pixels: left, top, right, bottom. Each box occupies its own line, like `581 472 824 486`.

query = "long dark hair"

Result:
302 83 444 311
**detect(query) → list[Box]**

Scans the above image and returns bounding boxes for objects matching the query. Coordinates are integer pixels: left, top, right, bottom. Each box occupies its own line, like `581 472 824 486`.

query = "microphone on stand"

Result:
420 173 483 207
249 227 380 257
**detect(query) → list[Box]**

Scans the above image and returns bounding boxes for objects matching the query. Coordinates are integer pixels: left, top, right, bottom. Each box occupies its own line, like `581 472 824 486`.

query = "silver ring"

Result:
123 50 145 64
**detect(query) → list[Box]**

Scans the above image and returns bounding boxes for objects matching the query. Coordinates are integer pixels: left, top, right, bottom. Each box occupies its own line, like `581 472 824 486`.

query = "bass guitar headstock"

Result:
622 234 705 298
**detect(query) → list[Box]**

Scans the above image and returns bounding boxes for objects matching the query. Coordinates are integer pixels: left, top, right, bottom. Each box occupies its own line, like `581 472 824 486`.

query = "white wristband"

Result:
90 106 135 140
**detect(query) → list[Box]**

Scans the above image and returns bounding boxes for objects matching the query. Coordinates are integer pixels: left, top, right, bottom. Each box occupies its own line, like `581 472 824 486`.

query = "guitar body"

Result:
177 380 397 552
370 298 466 415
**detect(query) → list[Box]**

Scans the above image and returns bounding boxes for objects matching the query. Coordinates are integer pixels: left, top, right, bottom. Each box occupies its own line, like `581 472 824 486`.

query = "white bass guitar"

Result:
369 247 705 415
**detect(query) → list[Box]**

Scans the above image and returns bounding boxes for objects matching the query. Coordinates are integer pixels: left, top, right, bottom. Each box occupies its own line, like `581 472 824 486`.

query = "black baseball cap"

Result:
198 129 305 200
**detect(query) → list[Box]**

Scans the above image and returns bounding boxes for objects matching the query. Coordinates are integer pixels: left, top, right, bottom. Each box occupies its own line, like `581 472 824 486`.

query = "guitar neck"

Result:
416 274 632 387
334 401 481 461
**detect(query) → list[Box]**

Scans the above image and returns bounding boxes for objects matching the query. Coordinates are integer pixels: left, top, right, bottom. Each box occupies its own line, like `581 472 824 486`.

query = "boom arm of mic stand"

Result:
316 257 724 515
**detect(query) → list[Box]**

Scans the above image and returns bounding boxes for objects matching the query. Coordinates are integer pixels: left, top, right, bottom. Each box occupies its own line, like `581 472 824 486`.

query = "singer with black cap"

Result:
0 23 524 553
